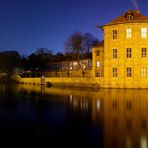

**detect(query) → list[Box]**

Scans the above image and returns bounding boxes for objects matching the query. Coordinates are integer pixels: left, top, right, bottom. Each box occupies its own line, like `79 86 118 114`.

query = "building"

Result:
44 58 92 72
92 10 148 88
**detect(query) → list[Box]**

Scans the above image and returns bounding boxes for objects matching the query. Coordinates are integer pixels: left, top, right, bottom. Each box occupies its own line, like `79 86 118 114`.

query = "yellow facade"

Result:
93 10 148 88
92 41 104 77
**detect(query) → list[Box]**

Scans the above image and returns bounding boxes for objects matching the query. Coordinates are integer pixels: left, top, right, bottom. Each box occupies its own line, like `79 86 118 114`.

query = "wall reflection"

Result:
14 84 148 148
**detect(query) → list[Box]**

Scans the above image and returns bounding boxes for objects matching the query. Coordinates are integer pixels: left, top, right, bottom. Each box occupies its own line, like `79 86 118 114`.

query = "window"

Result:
113 49 117 58
113 30 117 39
141 67 147 78
127 67 132 77
127 15 133 21
127 48 132 58
96 61 100 67
142 48 147 58
141 28 147 38
96 72 102 77
126 28 132 38
112 68 117 77
96 50 100 56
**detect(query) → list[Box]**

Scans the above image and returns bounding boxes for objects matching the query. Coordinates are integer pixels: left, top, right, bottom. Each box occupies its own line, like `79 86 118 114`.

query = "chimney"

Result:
136 10 140 14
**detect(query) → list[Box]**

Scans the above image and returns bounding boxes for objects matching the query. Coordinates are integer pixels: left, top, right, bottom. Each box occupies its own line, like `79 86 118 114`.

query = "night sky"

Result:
0 0 148 56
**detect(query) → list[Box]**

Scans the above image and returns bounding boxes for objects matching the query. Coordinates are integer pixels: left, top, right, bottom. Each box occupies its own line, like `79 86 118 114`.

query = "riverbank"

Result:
11 74 103 88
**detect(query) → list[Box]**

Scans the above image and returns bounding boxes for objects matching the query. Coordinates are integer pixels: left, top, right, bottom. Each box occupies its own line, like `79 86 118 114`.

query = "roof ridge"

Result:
102 10 148 27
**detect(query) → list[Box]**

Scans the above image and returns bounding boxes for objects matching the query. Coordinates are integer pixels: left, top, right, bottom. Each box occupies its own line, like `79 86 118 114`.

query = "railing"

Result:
20 69 92 78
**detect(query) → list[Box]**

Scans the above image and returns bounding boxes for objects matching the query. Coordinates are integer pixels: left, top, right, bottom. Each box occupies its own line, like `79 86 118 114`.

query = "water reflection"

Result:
1 84 148 147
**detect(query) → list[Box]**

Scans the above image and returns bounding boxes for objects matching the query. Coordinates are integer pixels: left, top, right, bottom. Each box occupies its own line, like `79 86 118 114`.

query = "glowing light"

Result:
140 136 147 148
141 28 147 38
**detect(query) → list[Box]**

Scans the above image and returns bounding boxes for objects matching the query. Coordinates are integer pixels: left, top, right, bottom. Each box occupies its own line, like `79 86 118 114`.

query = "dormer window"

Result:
125 11 134 21
127 14 133 21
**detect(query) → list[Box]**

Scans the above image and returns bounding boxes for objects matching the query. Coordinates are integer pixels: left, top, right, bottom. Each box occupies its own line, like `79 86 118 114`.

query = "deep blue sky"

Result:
0 0 148 56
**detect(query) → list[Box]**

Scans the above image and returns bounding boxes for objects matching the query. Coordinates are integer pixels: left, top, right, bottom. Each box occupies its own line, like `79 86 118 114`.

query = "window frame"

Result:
112 68 117 77
96 61 100 67
141 28 147 38
127 48 132 58
96 50 100 56
142 48 147 58
126 28 132 38
112 49 117 59
141 67 147 78
127 67 132 77
112 30 117 40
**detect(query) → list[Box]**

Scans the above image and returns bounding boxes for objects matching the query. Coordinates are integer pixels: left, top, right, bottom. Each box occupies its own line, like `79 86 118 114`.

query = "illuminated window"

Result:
127 67 132 77
112 68 117 77
96 50 100 56
141 67 147 78
126 28 132 38
142 48 147 58
96 61 100 67
141 28 147 38
113 30 117 39
127 48 132 58
113 49 117 58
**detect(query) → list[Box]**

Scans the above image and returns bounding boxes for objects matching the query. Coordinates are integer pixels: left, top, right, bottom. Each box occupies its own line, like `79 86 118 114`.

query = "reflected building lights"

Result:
96 99 101 111
126 136 132 148
70 94 73 102
73 99 78 108
141 136 147 148
12 84 148 148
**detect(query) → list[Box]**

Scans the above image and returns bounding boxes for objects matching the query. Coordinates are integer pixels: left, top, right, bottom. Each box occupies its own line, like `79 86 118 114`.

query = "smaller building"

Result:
92 41 104 77
45 58 92 72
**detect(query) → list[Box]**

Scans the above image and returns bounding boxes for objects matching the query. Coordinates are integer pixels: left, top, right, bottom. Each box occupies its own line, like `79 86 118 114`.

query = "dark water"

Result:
0 84 148 147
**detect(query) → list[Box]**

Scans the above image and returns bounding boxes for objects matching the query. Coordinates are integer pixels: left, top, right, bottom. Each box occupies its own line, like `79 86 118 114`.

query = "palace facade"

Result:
92 10 148 88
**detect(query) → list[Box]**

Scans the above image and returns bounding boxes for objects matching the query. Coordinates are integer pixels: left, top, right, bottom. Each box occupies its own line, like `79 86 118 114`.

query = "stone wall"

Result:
11 74 104 88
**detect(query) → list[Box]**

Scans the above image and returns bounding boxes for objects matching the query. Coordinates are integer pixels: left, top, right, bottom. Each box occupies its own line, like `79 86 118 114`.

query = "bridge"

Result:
0 72 17 83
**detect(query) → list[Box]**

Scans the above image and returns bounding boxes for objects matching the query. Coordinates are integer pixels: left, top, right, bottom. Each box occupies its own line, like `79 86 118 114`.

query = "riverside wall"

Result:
11 74 104 88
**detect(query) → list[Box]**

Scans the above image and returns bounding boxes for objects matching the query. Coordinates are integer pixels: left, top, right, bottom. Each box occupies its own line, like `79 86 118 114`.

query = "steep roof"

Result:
102 10 148 27
93 40 104 48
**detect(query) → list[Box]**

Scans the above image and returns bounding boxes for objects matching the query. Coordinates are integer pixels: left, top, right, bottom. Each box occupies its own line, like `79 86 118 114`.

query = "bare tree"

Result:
35 48 53 55
64 31 83 61
82 32 99 54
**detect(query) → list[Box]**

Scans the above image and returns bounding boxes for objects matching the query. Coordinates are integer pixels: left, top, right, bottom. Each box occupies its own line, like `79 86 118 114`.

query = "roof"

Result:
101 10 148 27
94 40 104 47
98 40 104 47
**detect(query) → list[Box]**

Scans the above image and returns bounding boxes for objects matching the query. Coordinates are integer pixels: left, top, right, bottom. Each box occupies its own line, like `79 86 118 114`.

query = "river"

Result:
0 83 148 147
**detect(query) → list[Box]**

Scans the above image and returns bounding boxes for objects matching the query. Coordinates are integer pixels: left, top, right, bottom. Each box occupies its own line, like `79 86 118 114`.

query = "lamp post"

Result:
36 67 38 77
